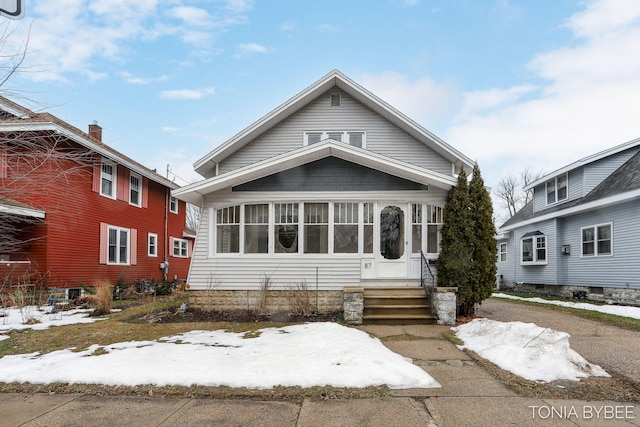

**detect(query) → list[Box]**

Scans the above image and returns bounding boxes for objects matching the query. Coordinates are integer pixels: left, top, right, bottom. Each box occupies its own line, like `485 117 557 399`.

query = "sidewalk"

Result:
1 298 638 426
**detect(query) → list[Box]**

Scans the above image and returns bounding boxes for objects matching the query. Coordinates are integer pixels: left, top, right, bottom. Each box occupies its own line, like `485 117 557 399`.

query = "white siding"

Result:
219 89 452 175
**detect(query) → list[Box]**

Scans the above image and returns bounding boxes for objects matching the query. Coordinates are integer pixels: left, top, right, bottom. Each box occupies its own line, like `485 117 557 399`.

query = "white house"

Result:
173 70 473 318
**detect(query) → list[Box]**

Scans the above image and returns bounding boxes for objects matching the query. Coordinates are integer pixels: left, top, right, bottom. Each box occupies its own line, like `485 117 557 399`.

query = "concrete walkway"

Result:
1 298 638 426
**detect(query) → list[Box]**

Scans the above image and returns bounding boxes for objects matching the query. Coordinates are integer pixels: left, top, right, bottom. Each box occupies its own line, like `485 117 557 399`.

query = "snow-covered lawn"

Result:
1 295 633 387
0 321 440 389
493 293 640 320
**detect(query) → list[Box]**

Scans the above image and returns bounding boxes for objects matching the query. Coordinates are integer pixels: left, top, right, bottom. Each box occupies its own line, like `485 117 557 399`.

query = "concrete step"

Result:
362 286 434 325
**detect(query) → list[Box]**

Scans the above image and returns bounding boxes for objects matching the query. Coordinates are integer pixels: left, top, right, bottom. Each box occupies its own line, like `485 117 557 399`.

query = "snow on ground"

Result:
0 306 104 341
453 318 610 382
0 322 441 389
1 296 634 387
493 293 640 320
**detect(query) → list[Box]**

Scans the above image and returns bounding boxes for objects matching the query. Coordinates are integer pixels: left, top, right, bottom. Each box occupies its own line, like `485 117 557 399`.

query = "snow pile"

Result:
493 293 640 320
453 318 610 382
0 322 441 389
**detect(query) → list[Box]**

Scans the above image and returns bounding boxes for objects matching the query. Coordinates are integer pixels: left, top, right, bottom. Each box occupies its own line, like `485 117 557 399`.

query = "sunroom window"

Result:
216 206 240 253
334 202 358 253
304 203 328 254
426 205 443 254
275 203 299 253
245 204 269 254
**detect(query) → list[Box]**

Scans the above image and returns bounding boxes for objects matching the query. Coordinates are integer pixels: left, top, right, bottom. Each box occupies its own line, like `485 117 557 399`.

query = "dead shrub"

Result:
257 274 271 314
92 279 113 315
286 281 312 316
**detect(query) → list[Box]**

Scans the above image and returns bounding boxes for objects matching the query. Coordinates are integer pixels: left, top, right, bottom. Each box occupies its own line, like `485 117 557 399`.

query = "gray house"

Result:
496 137 640 306
173 70 473 321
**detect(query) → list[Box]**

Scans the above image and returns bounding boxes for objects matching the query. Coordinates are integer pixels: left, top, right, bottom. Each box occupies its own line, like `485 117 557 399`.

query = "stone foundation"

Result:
500 282 640 307
188 289 343 313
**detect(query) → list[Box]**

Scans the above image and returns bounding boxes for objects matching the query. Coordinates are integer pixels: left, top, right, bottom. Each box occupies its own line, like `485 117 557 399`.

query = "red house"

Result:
0 97 192 298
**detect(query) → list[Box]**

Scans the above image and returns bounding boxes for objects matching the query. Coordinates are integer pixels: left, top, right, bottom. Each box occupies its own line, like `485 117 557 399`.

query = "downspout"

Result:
164 187 169 282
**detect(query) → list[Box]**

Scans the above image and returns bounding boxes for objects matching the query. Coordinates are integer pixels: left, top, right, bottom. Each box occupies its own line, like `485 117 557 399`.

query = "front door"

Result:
376 204 408 278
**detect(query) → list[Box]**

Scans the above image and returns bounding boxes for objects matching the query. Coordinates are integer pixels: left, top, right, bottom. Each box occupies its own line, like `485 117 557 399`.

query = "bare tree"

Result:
185 203 201 232
494 167 544 224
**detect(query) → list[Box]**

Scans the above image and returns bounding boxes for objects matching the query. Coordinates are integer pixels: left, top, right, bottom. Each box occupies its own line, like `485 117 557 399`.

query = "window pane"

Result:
119 230 128 263
307 133 322 144
216 225 239 253
546 179 556 204
582 228 595 256
536 237 546 261
363 203 373 253
522 238 533 262
130 175 140 205
597 225 611 254
101 164 113 196
108 229 117 263
328 132 342 142
427 225 439 253
380 206 404 260
348 132 363 148
275 225 298 253
245 204 269 254
412 204 422 253
557 174 567 201
334 203 358 253
304 203 328 253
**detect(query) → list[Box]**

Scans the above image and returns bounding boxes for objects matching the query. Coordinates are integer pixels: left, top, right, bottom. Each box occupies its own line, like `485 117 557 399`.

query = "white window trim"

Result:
580 222 613 257
545 172 568 206
520 234 547 265
129 172 142 207
107 225 130 265
148 232 158 257
499 242 507 262
303 131 367 148
170 196 179 214
100 159 117 199
172 237 189 258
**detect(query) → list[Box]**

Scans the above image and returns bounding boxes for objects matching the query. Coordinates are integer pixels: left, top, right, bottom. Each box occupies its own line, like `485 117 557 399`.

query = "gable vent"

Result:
330 93 341 106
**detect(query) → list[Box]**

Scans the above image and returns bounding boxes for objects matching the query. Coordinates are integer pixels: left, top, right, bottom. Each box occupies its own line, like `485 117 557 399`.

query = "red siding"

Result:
1 135 190 288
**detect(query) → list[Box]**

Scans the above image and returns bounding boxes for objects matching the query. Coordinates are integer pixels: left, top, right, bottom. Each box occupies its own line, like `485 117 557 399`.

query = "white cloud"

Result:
236 42 268 55
120 71 169 84
159 87 215 100
444 0 640 188
12 0 253 82
359 71 457 129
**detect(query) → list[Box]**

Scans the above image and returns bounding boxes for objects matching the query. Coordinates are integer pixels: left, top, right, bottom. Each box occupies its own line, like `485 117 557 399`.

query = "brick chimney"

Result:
88 121 102 141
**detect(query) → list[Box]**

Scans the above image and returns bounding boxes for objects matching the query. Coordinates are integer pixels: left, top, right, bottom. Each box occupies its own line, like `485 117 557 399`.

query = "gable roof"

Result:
174 139 458 205
524 136 640 191
193 69 474 178
0 96 179 190
500 148 640 231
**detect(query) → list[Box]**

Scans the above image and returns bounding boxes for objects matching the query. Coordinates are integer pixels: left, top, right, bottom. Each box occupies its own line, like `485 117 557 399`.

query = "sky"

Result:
3 0 640 220
4 296 635 386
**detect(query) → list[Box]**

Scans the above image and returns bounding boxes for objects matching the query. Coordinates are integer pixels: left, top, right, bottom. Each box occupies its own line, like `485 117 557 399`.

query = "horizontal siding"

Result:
583 148 639 193
219 89 452 176
560 200 640 288
505 219 557 284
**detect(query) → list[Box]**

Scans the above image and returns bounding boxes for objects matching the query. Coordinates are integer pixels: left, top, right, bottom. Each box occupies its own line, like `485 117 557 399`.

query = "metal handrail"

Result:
420 251 435 288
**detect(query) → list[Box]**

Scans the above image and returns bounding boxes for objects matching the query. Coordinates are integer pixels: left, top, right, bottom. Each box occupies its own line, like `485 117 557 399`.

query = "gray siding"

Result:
233 157 428 192
583 148 639 193
559 200 640 288
219 89 452 175
499 219 558 285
